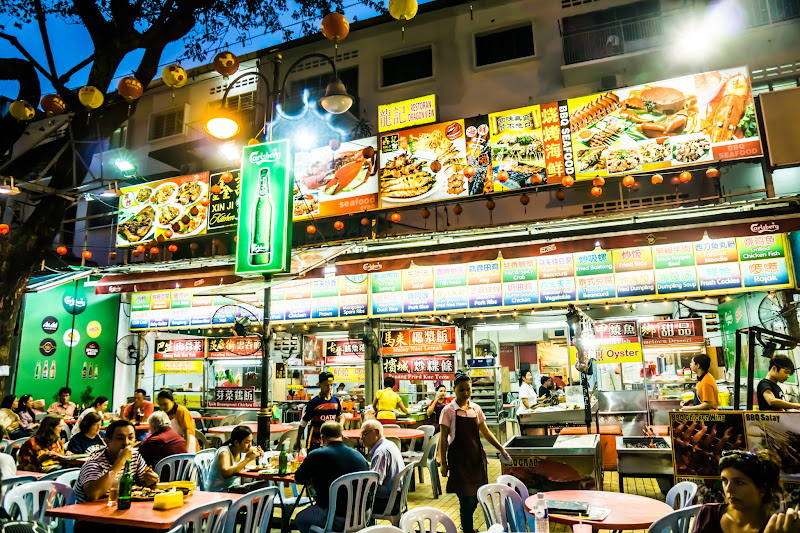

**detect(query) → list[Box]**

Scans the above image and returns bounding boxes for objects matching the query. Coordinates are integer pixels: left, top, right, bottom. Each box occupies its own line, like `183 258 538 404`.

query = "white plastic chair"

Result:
234 413 251 424
194 449 216 491
359 526 404 533
402 425 434 461
0 439 10 453
309 471 380 533
497 474 535 531
648 504 702 533
665 481 698 510
220 486 278 533
0 476 37 503
40 468 79 482
55 469 81 489
155 452 197 482
168 499 232 533
407 433 440 498
3 480 75 532
477 483 527 533
8 438 30 460
372 462 416 526
382 424 400 429
274 428 298 450
399 507 457 533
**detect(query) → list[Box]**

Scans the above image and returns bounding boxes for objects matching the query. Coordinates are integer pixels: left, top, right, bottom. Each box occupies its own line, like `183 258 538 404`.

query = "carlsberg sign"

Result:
235 140 293 275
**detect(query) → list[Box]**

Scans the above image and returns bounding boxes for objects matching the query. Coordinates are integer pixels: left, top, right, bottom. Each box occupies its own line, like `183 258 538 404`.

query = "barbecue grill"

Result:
616 436 674 493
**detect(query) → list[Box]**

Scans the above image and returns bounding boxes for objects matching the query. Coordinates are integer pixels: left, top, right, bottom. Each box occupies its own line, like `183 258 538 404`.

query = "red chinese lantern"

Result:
463 166 475 179
213 51 239 77
361 217 371 226
651 174 664 185
0 224 8 234
82 250 92 259
670 175 681 186
486 199 496 211
132 250 140 257
561 176 574 188
40 94 66 117
622 175 635 188
221 171 234 183
592 177 605 187
530 174 542 185
453 205 463 215
679 171 692 183
307 225 316 234
421 208 430 219
190 242 199 250
556 189 566 201
520 194 530 206
630 181 641 191
334 220 344 230
591 186 603 197
57 246 67 255
706 167 720 179
169 244 178 253
497 170 509 183
321 12 350 42
136 244 145 253
109 252 118 260
117 77 143 103
150 246 159 255
390 212 401 222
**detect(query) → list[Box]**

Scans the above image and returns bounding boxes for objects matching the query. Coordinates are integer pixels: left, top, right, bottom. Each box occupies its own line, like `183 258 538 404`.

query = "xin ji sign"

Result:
383 354 456 381
639 319 704 346
208 386 256 408
380 326 457 355
378 94 437 133
154 339 205 359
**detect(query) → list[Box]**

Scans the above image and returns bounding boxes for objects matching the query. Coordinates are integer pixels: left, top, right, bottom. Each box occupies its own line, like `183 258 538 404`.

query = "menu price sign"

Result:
131 289 264 331
380 326 457 355
154 360 203 374
640 319 704 346
383 354 455 381
208 387 256 408
154 339 205 359
325 339 365 364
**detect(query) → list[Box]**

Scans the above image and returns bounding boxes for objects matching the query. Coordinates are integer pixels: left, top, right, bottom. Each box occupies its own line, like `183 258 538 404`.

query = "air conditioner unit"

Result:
600 73 623 90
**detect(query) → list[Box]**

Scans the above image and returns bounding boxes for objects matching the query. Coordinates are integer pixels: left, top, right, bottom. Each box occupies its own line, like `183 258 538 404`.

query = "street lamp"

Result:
205 53 354 141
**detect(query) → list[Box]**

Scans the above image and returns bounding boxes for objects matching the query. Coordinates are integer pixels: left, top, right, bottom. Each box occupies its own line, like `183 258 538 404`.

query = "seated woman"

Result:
206 425 264 492
67 411 106 455
17 414 69 473
74 396 111 429
693 450 789 533
15 395 40 437
0 395 31 439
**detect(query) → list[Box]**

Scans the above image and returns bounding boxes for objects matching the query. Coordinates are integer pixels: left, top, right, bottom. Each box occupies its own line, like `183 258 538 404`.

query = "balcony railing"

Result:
742 0 800 26
561 15 664 65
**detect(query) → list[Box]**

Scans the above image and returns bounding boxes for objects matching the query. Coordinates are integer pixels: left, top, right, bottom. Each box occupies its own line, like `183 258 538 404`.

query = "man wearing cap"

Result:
294 371 343 452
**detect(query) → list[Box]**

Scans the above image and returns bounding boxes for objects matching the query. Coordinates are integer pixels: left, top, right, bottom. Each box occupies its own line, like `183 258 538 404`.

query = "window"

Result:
149 108 184 141
475 24 535 67
382 47 433 87
108 124 127 150
215 91 256 112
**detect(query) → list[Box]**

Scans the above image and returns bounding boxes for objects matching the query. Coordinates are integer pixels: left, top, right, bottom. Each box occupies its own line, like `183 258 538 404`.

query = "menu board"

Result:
154 339 205 359
488 104 547 191
130 289 264 331
117 172 210 246
378 120 479 208
569 66 761 180
269 275 369 322
324 339 365 364
208 337 262 358
380 326 457 355
293 137 379 220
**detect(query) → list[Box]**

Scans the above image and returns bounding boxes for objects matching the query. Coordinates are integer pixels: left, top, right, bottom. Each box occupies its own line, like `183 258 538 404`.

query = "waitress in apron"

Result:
439 371 510 533
156 389 197 452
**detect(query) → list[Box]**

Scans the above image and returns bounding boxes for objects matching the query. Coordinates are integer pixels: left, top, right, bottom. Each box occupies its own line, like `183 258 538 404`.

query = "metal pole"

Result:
258 281 272 450
747 329 757 410
733 330 742 409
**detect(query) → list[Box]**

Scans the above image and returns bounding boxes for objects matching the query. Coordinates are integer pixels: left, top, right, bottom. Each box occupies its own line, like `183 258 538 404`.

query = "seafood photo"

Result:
293 194 319 217
704 73 751 142
569 92 620 130
605 147 641 174
117 206 155 243
576 148 606 172
673 136 711 163
298 149 374 195
639 138 672 163
671 417 745 476
380 153 436 199
177 181 203 205
746 416 800 477
157 205 182 226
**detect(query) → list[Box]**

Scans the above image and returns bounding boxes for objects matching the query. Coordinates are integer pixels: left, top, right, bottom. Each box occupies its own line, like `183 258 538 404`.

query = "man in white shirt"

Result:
360 420 404 515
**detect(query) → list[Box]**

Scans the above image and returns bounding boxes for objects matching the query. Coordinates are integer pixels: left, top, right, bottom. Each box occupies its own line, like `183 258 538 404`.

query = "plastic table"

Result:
342 428 424 440
207 423 292 435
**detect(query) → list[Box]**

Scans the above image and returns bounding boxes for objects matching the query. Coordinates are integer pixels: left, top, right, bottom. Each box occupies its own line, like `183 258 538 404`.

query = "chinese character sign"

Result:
383 354 455 381
324 339 366 364
154 339 205 359
208 387 256 408
380 326 457 355
208 337 262 357
639 319 704 346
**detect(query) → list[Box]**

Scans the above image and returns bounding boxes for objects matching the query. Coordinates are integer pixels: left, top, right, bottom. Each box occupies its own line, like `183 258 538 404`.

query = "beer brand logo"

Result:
62 290 87 315
85 341 100 359
750 223 779 234
362 262 383 272
42 316 59 334
646 234 657 245
86 321 102 339
249 152 281 165
540 244 557 254
108 286 121 293
63 329 80 347
39 338 57 356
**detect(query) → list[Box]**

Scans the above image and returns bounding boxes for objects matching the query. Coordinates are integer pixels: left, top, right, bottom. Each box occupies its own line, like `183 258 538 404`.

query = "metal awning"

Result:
27 269 95 293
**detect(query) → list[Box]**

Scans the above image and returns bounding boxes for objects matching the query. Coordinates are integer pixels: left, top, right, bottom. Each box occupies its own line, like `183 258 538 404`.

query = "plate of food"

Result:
134 186 153 205
117 206 155 243
175 180 206 206
576 148 607 173
639 138 672 164
379 152 440 202
156 204 184 228
672 134 712 164
293 194 319 217
296 150 373 197
131 484 193 501
150 182 178 206
605 147 642 174
170 204 208 237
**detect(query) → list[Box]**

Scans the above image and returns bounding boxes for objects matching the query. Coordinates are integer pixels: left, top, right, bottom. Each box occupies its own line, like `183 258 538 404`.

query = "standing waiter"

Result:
294 371 343 452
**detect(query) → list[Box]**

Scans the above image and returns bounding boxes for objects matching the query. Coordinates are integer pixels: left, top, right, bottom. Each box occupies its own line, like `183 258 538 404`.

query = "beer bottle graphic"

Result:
34 361 41 380
42 360 49 379
249 167 272 266
88 363 93 379
82 362 87 379
50 361 56 379
94 365 99 380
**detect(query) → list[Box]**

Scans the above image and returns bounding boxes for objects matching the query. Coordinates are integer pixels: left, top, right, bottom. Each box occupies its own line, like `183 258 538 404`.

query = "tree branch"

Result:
71 0 110 43
34 0 57 79
58 54 95 85
0 33 56 85
0 57 41 157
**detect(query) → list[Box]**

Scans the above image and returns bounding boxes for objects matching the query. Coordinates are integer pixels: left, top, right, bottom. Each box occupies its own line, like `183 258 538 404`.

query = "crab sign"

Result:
619 86 699 138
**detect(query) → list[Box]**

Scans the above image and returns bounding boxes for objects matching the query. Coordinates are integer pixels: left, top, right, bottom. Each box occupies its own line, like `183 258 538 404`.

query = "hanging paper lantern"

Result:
132 250 140 258
592 177 605 187
189 242 199 250
168 244 178 253
334 220 344 230
591 186 603 197
82 250 92 259
162 64 188 89
706 167 720 179
9 100 35 121
622 175 635 187
463 166 475 179
556 190 566 201
453 205 463 215
150 246 159 255
520 194 530 206
109 252 118 260
391 212 401 222
497 170 509 183
486 199 496 211
0 224 9 234
561 176 574 188
321 13 350 42
136 244 145 253
651 174 664 185
220 172 234 183
421 208 430 219
118 76 143 103
56 246 67 255
40 95 66 117
679 171 692 183
156 234 166 243
670 175 681 186
213 51 239 77
630 181 641 191
78 86 104 110
306 225 317 234
389 0 418 22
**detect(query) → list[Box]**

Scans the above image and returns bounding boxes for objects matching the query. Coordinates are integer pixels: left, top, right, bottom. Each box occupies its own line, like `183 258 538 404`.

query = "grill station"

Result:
616 436 674 493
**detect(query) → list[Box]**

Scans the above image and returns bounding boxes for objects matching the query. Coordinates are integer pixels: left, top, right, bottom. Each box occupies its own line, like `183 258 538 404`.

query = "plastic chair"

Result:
55 470 81 489
372 462 416 526
3 481 75 532
220 486 278 533
0 476 36 503
34 413 47 422
399 507 457 533
168 499 232 533
477 483 527 533
195 430 212 450
8 438 30 460
648 504 702 533
359 526 404 533
407 433 440 498
234 413 251 424
0 439 9 453
194 450 216 492
403 425 434 461
382 424 400 429
40 468 79 482
155 452 198 482
386 437 402 451
665 481 698 510
497 474 535 532
309 471 380 533
274 429 297 450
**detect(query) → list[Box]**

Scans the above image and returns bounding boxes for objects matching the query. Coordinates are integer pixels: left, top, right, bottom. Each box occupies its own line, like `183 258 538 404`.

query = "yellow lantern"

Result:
321 13 350 43
78 86 104 110
9 100 35 121
40 94 66 117
388 0 418 41
162 64 188 89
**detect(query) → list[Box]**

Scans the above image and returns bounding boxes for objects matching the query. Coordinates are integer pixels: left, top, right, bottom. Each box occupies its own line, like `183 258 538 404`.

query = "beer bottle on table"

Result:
117 460 133 510
278 442 288 475
249 167 272 266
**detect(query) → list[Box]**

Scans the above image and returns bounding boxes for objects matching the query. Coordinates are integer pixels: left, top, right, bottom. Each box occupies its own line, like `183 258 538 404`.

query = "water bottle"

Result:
534 493 549 533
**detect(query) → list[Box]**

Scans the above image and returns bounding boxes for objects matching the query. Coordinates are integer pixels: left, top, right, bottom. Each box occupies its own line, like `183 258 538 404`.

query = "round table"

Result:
192 416 226 421
525 490 673 530
134 424 148 431
207 423 293 435
342 428 424 440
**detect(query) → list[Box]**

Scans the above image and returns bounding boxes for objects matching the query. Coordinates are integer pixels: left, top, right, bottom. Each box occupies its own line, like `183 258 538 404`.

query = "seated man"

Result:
138 411 187 467
121 389 155 423
360 420 403 515
74 420 159 503
294 421 369 533
47 387 77 417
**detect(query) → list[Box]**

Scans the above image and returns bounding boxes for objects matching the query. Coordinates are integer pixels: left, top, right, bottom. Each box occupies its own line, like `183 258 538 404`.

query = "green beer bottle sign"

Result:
236 140 292 275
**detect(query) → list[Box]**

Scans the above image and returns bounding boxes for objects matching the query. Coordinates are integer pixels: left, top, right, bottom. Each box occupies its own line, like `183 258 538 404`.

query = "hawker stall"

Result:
517 392 600 432
616 434 673 493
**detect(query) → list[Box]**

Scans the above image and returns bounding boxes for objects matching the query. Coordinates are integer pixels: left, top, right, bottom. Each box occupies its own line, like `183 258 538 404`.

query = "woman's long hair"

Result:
223 425 252 451
16 394 35 419
35 414 63 448
0 395 16 410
